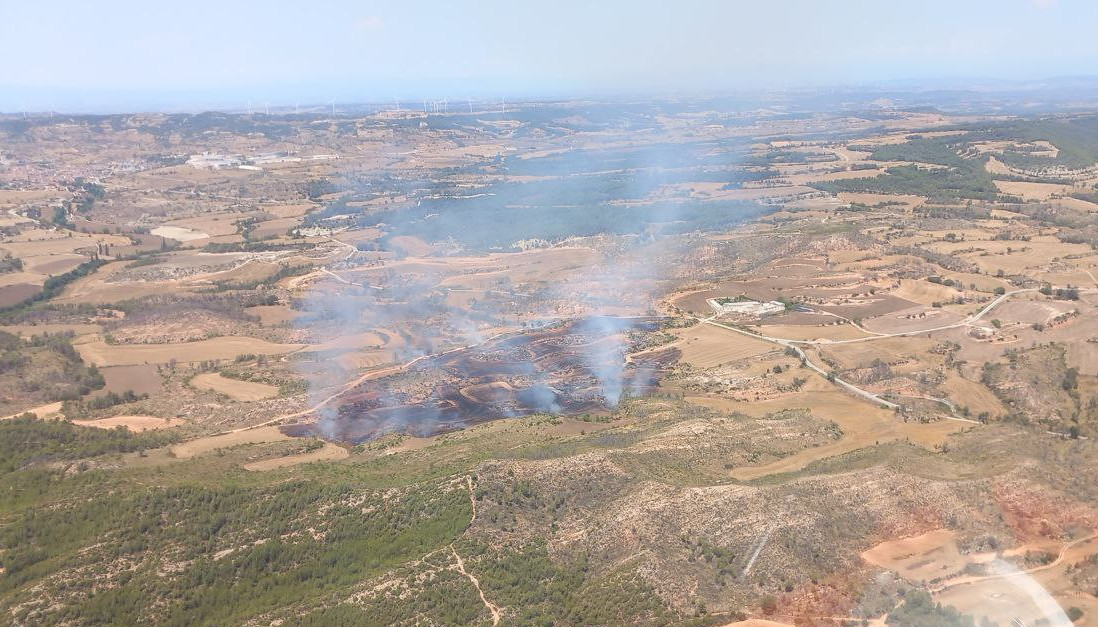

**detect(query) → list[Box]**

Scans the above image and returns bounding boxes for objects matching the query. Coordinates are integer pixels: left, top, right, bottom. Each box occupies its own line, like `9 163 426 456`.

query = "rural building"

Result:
707 298 786 318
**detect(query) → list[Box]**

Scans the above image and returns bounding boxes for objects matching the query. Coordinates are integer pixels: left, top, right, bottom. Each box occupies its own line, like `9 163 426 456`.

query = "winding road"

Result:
695 287 1069 414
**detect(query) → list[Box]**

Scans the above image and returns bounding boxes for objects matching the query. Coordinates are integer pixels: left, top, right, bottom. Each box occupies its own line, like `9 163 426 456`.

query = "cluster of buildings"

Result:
706 298 787 318
186 152 338 170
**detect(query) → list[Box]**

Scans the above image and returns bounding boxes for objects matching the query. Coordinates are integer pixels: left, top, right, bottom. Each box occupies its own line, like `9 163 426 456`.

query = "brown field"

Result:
0 232 124 258
860 305 964 335
690 376 966 480
0 323 102 337
0 283 41 307
819 336 939 371
22 254 85 275
751 323 875 342
247 305 302 326
309 331 392 354
674 324 776 367
73 415 185 432
940 373 1006 417
0 189 63 205
261 202 317 218
242 442 348 471
1036 269 1098 287
57 262 191 304
331 350 395 370
1052 196 1098 213
783 168 885 185
709 185 816 201
814 295 918 321
151 226 209 243
984 155 1013 175
200 260 283 285
190 373 279 401
0 271 46 288
248 217 300 240
990 208 1029 220
936 577 1057 627
837 192 926 208
93 364 164 397
1067 341 1098 376
861 529 966 584
940 270 1012 293
170 426 289 459
164 213 245 237
890 279 964 305
0 401 63 421
386 235 435 257
993 299 1076 325
993 180 1073 200
75 336 305 366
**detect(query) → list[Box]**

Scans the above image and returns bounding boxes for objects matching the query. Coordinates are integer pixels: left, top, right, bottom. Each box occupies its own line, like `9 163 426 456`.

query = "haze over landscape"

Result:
3 2 1098 626
3 0 1098 111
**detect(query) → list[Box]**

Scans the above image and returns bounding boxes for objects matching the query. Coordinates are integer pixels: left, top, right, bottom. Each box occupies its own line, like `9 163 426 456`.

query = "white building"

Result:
707 298 786 318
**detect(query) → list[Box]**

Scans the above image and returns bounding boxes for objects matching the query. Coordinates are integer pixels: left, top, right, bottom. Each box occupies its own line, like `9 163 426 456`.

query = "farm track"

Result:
451 476 502 626
929 532 1098 594
695 288 1090 417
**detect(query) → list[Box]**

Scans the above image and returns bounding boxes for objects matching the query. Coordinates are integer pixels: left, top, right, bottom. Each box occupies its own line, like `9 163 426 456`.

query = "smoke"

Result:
290 101 758 440
573 316 635 408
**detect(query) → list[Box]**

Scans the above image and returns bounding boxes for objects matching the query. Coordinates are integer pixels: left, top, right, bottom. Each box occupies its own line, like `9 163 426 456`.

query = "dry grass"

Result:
940 373 1006 418
689 375 966 480
191 373 279 401
820 336 938 371
751 324 874 342
0 401 63 421
0 323 102 338
246 305 302 326
242 442 348 471
73 416 184 432
169 426 288 459
75 336 305 366
890 279 964 305
94 364 163 397
674 324 775 367
993 180 1073 201
838 192 927 209
861 529 965 583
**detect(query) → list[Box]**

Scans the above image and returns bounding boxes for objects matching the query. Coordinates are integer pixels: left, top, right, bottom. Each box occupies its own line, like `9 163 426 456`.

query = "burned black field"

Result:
285 317 679 442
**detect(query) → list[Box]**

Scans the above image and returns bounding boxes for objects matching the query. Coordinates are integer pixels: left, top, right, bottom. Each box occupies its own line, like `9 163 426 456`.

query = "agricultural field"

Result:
2 91 1098 626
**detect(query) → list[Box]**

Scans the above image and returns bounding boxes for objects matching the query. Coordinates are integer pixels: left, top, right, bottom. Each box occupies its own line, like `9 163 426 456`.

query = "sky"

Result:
2 0 1097 112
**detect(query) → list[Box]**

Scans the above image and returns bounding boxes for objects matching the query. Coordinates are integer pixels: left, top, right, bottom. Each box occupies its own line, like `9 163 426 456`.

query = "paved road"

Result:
695 288 1060 412
701 317 899 409
781 288 1038 346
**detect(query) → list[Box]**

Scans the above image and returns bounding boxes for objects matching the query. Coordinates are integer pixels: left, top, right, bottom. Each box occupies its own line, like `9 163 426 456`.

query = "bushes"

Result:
0 415 179 474
2 476 472 625
886 589 973 627
0 258 106 315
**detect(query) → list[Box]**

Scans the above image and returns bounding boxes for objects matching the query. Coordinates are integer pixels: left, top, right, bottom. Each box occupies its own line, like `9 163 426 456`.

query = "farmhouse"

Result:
707 297 786 317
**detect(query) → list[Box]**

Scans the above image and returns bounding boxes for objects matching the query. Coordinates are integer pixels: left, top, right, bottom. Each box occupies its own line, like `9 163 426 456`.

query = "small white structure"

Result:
186 152 241 169
707 298 786 318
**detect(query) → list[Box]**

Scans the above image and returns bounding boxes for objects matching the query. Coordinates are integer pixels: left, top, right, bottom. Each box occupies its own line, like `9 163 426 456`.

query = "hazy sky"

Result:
2 0 1097 111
